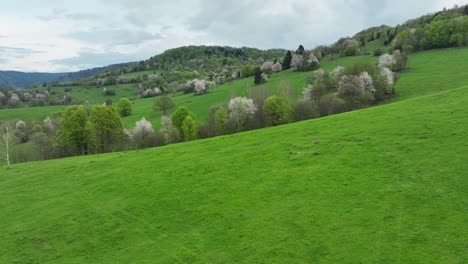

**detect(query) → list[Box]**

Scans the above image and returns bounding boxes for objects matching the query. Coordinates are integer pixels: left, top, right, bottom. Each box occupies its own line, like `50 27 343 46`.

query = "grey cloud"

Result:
65 29 163 45
0 46 44 58
65 13 101 21
51 50 147 68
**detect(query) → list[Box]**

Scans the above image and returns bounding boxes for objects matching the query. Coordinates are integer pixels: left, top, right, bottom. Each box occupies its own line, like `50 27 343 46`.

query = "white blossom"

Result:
261 73 268 82
291 54 304 70
331 66 345 78
338 75 365 96
380 67 394 91
43 116 54 132
160 116 179 143
307 53 319 64
15 120 27 131
193 80 208 95
9 94 19 103
261 61 274 73
343 38 359 48
378 54 395 68
313 69 325 80
126 117 154 146
359 72 375 93
228 97 257 130
272 62 282 73
302 85 314 101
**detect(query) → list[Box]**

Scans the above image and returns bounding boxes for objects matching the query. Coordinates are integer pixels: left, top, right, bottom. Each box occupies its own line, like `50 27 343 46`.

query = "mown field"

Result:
0 48 467 263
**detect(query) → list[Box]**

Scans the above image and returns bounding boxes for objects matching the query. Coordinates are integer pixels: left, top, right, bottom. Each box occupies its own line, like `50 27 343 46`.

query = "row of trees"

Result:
0 54 402 166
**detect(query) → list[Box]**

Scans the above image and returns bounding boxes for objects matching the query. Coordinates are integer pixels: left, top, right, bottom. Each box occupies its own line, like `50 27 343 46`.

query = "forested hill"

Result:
0 71 65 89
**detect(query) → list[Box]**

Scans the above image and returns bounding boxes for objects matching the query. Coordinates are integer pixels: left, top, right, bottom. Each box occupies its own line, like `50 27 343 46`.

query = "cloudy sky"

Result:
0 0 466 72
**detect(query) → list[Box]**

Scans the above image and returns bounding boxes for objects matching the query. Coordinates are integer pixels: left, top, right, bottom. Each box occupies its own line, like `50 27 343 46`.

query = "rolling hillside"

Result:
0 71 65 89
0 54 377 127
0 47 467 263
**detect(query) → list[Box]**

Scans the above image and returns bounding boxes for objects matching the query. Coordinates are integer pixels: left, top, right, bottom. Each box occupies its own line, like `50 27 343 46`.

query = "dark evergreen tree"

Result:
282 51 293 70
464 5 468 15
296 45 305 55
253 67 263 85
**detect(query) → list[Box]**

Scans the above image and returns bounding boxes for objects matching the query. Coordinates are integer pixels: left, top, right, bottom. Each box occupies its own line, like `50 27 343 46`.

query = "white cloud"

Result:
0 0 466 72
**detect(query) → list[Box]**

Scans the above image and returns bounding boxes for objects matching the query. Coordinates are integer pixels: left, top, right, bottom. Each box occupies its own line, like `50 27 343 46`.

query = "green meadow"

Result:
0 48 467 262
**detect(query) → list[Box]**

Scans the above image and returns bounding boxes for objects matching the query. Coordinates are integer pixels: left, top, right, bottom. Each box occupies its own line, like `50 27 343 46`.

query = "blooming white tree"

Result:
331 66 345 78
194 79 208 95
378 54 395 68
160 116 179 144
0 123 17 167
228 97 257 131
380 67 394 92
313 69 325 80
291 52 320 71
272 62 282 73
343 38 359 48
261 73 269 82
43 116 55 134
338 75 365 97
261 61 274 73
307 53 319 65
125 117 154 148
302 85 314 101
359 72 375 93
291 54 304 70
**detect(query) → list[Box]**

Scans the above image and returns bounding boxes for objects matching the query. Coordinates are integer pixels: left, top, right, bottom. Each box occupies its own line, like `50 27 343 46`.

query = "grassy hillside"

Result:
1 47 467 263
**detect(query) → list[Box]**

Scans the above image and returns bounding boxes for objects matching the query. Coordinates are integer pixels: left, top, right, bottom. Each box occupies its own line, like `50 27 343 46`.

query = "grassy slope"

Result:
0 55 376 127
0 48 467 263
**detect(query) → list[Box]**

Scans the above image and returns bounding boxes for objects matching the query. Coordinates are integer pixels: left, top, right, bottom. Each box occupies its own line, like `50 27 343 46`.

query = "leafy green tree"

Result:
253 67 264 85
171 107 194 136
59 106 94 155
117 98 133 117
343 45 359 56
240 65 254 78
154 95 175 115
181 115 198 141
32 124 43 134
282 51 292 70
89 106 123 153
214 107 229 135
262 96 293 126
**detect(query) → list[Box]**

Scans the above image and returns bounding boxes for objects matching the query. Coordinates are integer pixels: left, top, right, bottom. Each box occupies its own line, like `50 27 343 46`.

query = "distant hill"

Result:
0 71 66 89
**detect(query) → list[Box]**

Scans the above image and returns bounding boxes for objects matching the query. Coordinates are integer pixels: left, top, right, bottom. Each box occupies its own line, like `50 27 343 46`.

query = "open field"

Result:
0 47 467 263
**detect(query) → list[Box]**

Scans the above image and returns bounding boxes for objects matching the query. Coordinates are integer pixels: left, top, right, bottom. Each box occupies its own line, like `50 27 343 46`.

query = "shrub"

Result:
373 48 384 56
117 98 133 117
318 94 346 116
263 96 293 126
171 107 194 136
343 45 359 56
182 115 199 141
154 96 175 115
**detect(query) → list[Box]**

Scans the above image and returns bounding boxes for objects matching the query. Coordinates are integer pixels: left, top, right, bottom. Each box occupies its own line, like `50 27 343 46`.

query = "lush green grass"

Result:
394 48 468 100
1 78 467 263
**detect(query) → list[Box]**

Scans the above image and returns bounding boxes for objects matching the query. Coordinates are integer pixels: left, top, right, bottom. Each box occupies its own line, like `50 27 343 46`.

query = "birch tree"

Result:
0 123 18 167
